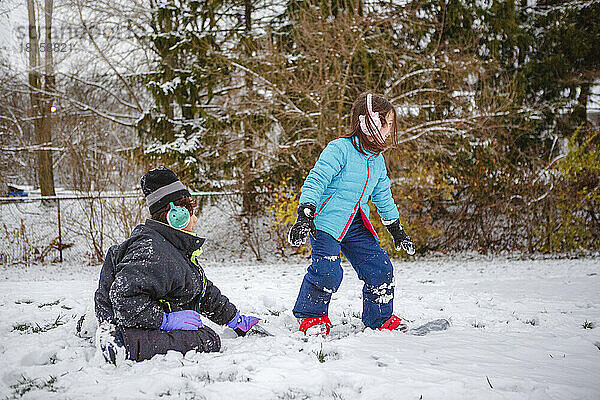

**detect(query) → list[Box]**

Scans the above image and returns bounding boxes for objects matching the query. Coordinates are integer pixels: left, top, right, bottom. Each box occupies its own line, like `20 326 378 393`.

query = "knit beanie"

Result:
141 167 191 214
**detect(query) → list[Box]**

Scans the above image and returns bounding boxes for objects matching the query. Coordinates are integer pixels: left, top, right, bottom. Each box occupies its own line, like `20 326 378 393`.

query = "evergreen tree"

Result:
520 0 600 136
137 0 235 188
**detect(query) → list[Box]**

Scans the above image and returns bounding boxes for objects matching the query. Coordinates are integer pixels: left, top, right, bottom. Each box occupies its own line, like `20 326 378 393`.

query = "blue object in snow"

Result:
7 190 27 197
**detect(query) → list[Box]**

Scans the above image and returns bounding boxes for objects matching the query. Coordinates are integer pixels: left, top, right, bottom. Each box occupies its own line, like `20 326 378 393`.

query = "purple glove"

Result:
160 310 204 331
227 311 260 336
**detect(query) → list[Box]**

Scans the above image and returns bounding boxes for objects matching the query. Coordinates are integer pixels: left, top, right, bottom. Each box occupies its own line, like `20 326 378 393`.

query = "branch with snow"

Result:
385 68 444 96
228 60 316 125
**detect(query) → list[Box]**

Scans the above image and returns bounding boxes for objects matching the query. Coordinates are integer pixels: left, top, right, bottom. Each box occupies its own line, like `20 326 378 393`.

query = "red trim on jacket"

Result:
314 195 332 218
360 208 378 239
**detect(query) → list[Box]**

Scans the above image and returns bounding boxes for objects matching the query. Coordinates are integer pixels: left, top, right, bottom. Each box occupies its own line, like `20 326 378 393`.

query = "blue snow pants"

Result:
292 213 394 329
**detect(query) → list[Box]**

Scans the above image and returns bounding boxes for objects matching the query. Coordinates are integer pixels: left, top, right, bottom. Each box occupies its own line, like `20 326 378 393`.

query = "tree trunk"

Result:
577 82 590 124
27 0 55 197
241 0 255 215
244 0 251 32
41 0 56 196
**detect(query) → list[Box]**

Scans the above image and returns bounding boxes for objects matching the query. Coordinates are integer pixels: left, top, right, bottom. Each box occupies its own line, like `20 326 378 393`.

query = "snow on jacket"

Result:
298 137 400 241
94 219 237 329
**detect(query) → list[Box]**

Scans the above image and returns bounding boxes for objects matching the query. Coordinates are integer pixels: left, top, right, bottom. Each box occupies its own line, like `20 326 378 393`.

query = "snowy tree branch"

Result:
385 68 444 96
75 0 144 113
228 60 316 125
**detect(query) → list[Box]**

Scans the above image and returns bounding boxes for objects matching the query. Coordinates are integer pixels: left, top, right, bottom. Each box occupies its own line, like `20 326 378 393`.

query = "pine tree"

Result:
520 0 600 136
137 0 234 188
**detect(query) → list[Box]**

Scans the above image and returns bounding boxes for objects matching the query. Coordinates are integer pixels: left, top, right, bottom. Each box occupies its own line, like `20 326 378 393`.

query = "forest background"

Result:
1 0 599 261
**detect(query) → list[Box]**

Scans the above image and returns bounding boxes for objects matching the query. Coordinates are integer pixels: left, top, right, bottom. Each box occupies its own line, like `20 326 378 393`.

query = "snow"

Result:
1 257 599 399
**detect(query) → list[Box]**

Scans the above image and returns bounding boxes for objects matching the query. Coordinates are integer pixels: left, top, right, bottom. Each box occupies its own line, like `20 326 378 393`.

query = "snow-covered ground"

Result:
1 256 599 399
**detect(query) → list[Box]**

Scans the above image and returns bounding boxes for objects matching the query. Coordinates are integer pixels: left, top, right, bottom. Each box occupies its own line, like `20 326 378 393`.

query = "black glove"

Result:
385 219 415 255
288 203 317 246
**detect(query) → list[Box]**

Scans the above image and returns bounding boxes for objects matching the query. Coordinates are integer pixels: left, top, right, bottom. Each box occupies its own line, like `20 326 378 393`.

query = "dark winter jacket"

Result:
94 219 237 330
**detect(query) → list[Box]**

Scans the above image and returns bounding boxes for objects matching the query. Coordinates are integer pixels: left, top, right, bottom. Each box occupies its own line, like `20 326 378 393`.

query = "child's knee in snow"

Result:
358 252 393 286
307 259 344 292
197 326 221 353
371 265 393 285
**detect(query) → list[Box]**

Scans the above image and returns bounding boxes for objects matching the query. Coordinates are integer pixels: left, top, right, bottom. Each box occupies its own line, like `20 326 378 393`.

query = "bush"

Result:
268 179 310 256
541 127 600 252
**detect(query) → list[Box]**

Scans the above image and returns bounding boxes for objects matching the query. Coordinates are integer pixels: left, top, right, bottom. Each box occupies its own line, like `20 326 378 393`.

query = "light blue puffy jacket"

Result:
298 137 399 241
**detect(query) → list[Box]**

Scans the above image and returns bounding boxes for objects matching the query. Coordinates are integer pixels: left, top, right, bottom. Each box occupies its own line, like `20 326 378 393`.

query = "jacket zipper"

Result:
338 154 374 240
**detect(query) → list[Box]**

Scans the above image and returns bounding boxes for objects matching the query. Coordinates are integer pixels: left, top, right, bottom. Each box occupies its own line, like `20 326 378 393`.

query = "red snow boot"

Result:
299 316 332 336
380 315 408 332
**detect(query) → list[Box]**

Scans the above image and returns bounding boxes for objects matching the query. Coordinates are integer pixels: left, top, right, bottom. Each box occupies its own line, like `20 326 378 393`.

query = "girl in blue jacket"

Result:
288 93 415 335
